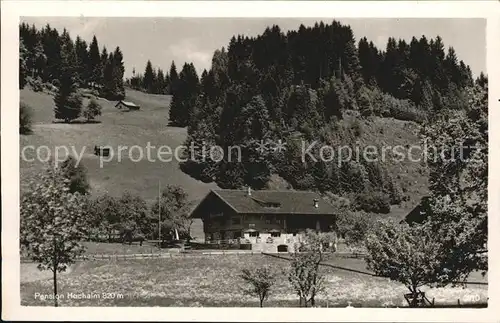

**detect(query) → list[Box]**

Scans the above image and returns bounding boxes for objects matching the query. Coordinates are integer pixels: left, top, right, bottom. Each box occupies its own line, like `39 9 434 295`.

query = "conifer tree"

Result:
111 46 125 99
341 26 363 90
54 31 82 122
19 38 28 89
88 35 101 85
169 61 179 95
97 47 124 100
169 63 199 127
40 24 62 83
101 52 114 98
156 68 165 94
476 72 488 89
31 40 47 80
100 47 108 85
74 36 89 86
143 60 155 93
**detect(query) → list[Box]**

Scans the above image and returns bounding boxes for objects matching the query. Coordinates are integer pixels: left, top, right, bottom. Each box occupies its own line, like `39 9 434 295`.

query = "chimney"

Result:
247 186 252 196
313 198 319 208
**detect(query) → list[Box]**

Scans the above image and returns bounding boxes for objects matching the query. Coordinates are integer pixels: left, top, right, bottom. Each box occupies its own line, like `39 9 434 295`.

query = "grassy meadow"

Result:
20 255 487 307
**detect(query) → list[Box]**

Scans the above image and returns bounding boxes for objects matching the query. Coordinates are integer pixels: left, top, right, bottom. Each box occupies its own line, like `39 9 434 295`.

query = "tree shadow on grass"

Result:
20 129 33 135
167 121 187 128
52 120 102 124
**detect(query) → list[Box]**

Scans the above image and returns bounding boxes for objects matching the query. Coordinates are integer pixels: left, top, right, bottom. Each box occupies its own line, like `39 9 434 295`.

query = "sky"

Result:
22 17 486 79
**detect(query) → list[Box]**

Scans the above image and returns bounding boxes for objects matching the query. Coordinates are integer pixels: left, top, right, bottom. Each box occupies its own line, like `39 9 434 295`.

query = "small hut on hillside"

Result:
115 100 140 110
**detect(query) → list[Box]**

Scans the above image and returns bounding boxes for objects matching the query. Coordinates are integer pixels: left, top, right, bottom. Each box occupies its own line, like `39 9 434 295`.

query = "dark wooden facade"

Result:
191 189 336 242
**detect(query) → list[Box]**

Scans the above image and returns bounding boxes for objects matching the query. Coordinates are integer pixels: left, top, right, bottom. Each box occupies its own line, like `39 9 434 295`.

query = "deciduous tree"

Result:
150 185 192 241
20 163 89 306
240 266 276 307
287 230 335 307
365 220 444 307
420 83 488 281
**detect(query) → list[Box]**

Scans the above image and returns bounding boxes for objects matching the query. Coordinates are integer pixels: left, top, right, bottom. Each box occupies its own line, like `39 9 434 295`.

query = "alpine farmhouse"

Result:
190 188 337 253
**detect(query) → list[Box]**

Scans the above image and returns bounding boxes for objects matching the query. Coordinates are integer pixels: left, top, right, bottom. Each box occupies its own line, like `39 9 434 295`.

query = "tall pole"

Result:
158 180 161 249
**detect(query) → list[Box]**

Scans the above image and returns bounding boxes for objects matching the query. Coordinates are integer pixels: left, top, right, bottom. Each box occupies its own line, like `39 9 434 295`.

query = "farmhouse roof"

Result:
191 189 336 217
115 100 140 108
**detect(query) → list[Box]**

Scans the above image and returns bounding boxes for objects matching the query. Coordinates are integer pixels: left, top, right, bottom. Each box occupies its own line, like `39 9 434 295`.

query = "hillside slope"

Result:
20 87 428 239
349 114 429 207
20 87 218 203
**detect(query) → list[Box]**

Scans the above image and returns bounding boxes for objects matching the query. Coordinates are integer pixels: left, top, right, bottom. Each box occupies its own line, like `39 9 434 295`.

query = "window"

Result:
249 231 260 237
232 217 241 225
265 216 272 224
264 202 281 208
271 232 281 238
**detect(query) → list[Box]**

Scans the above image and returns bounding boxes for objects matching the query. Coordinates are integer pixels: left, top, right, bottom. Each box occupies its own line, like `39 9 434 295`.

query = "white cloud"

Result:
168 39 212 74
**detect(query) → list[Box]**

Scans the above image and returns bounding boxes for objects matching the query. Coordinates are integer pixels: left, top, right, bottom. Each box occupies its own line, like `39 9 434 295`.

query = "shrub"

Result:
385 177 404 205
336 210 373 246
44 82 58 94
356 85 390 117
354 190 391 214
382 93 427 123
20 102 33 135
357 85 375 117
60 155 91 195
351 118 363 137
82 98 102 121
31 77 44 92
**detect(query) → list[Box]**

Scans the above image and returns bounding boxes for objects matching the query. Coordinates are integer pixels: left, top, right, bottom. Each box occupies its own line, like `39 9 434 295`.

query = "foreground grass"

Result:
21 255 487 307
80 242 169 255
